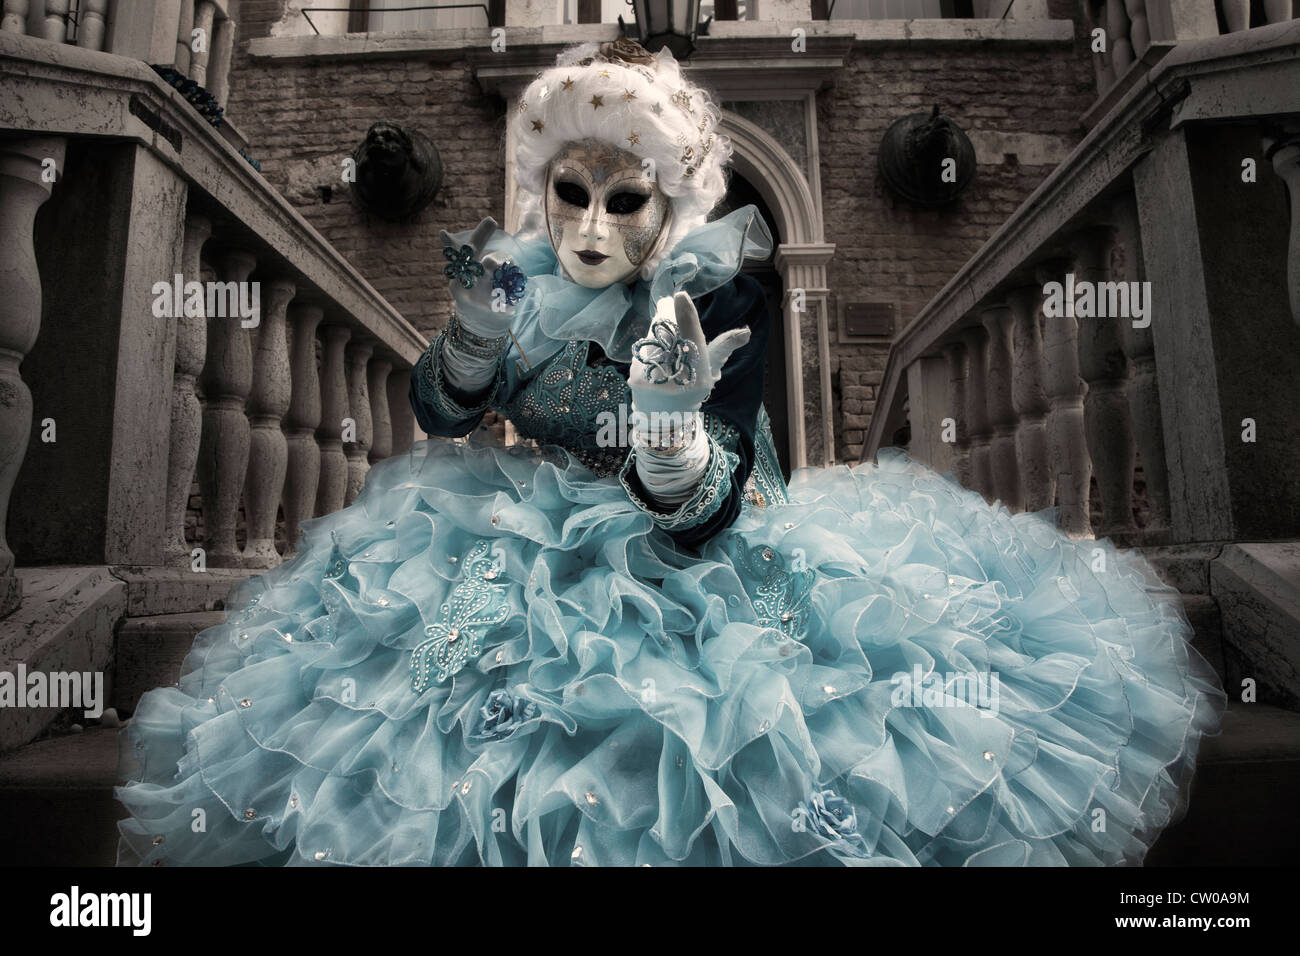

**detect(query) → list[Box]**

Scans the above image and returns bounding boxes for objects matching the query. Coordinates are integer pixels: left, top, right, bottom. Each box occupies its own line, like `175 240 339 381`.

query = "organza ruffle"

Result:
116 445 1223 866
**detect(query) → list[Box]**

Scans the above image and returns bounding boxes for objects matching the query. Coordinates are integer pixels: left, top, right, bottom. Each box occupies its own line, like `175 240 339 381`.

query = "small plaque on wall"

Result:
843 302 896 338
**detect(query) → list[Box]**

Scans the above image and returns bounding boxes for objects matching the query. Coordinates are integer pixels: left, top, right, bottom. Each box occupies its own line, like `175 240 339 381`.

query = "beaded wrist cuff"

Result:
447 312 508 361
414 333 503 423
619 433 739 532
632 410 701 456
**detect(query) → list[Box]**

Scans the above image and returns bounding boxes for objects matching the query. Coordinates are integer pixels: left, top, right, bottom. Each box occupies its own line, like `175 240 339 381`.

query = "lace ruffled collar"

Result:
445 205 772 392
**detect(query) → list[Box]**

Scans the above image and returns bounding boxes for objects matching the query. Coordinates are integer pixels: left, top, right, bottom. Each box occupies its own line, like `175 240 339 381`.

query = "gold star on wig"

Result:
531 119 545 132
589 94 604 109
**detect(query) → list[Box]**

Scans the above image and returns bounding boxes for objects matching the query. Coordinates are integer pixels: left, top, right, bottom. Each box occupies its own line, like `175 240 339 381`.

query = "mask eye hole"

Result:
554 180 590 209
606 191 649 215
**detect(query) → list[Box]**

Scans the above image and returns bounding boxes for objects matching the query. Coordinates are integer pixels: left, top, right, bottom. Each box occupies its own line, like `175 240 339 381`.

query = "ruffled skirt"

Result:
116 442 1224 866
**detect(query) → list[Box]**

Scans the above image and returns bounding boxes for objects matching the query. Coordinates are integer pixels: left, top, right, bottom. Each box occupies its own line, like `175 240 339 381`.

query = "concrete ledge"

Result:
109 565 252 617
246 18 1072 62
1212 542 1300 711
0 568 125 752
1144 543 1223 594
709 18 1074 44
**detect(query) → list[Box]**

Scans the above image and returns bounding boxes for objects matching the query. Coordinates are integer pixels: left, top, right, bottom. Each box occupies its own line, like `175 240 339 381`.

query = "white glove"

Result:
633 412 710 505
627 292 748 507
627 291 749 415
438 217 520 394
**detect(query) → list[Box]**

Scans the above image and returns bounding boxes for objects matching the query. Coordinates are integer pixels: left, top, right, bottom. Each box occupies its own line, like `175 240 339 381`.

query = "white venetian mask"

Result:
544 139 671 288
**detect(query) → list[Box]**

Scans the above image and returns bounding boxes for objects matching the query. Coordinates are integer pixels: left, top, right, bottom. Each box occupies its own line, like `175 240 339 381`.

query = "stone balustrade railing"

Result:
1085 0 1298 124
2 1 236 116
862 20 1300 551
0 0 108 50
0 29 427 615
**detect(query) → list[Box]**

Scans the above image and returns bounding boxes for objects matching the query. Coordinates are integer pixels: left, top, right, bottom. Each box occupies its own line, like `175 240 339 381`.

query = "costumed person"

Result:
116 39 1223 867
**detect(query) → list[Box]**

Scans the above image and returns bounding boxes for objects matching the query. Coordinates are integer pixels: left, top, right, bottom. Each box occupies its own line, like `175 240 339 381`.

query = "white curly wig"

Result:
510 39 732 280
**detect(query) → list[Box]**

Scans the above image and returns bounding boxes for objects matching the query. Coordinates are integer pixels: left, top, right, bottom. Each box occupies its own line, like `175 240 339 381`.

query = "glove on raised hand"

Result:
626 291 750 506
628 291 750 416
438 216 518 394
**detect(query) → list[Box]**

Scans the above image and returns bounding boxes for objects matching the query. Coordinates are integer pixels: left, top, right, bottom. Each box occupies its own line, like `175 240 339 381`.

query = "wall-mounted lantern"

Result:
625 0 703 60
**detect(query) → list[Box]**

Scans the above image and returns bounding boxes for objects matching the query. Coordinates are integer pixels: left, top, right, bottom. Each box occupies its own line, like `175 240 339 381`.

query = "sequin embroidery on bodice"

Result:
498 338 791 504
497 339 632 477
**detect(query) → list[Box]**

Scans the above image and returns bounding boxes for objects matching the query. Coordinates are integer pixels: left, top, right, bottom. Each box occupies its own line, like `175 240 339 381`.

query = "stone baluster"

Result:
1266 133 1300 328
344 340 374 505
77 0 107 49
162 213 211 566
190 0 216 87
1 2 28 35
1263 0 1291 24
209 12 236 107
38 0 66 41
1073 226 1136 539
175 0 194 74
0 136 64 616
981 304 1024 512
316 324 351 517
243 277 295 568
1006 284 1053 513
1113 194 1172 541
282 302 323 552
1037 259 1092 536
941 341 972 489
1087 0 1116 93
197 248 256 568
368 356 394 465
1124 0 1149 59
1106 0 1134 78
1220 0 1249 32
961 325 994 502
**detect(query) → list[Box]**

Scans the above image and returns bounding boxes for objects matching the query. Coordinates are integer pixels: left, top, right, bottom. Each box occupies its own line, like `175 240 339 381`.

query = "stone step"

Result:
1211 542 1300 712
110 565 253 617
0 727 122 867
0 703 1295 867
1146 702 1300 866
113 611 226 714
0 566 126 751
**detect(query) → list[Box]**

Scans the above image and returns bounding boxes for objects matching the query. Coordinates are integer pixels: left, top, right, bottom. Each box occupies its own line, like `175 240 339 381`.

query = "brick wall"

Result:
820 30 1096 461
226 1 1096 466
227 2 506 340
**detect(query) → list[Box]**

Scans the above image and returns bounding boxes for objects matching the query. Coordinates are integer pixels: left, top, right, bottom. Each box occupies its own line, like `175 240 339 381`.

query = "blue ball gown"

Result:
116 207 1224 866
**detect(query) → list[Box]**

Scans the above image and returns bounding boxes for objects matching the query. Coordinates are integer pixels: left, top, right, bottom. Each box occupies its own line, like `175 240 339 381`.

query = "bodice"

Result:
496 339 632 477
496 337 790 509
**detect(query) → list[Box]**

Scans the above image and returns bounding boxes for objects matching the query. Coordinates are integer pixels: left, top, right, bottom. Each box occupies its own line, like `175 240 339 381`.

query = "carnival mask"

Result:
545 139 671 288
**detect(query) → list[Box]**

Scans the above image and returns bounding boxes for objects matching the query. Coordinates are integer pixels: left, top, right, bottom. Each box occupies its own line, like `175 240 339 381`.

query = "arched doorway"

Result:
711 172 791 479
719 111 836 470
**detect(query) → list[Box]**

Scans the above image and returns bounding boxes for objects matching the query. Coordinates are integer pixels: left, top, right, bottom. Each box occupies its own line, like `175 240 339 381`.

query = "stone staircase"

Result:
0 598 1297 867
